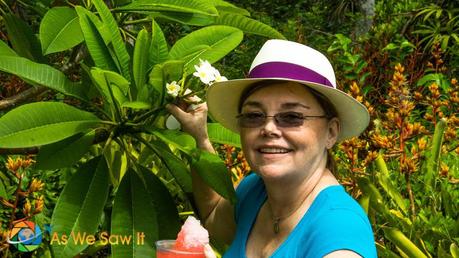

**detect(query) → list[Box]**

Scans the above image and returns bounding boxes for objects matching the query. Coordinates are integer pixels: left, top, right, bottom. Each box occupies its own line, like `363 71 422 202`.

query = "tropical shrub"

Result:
0 0 283 257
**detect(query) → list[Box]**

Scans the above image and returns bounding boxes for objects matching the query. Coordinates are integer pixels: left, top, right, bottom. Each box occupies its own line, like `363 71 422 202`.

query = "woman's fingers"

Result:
204 244 216 258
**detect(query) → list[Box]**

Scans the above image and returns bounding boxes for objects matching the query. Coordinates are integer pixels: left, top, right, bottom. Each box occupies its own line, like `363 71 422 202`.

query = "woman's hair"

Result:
238 80 339 174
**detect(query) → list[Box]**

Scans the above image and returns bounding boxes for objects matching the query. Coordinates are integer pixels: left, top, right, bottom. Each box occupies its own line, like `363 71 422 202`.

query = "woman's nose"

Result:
260 117 281 137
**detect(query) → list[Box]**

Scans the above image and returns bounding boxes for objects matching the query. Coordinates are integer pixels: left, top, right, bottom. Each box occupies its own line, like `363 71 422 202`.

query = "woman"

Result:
167 40 377 257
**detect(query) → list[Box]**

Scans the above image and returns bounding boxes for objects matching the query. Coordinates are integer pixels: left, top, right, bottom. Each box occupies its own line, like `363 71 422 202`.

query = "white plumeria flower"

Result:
213 68 228 82
166 81 181 97
193 59 216 85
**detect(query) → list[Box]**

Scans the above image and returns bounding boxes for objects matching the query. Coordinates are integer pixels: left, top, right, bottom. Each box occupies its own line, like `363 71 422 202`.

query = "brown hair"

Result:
238 80 339 174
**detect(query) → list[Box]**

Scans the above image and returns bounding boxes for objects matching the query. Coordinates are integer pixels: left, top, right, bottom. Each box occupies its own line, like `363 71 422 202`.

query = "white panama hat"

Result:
207 39 370 142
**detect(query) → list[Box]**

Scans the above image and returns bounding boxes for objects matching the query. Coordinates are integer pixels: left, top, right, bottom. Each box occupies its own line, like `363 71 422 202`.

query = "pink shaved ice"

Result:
174 216 209 252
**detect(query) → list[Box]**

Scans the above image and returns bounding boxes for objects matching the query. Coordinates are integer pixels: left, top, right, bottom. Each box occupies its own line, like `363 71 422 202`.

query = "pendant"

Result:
273 219 280 234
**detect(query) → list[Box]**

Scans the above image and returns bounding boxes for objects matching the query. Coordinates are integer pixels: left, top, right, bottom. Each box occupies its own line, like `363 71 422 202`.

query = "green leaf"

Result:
51 157 110 258
116 0 218 16
149 129 196 155
191 150 236 203
169 25 243 74
451 243 459 258
417 73 445 87
149 19 168 68
207 123 240 147
214 0 250 16
90 68 130 105
36 130 95 170
140 138 192 193
0 40 18 56
139 166 180 239
92 0 131 80
383 227 428 258
121 101 151 109
0 56 88 100
76 6 118 72
133 29 151 95
375 154 408 215
152 11 215 26
214 12 285 39
111 169 157 258
0 102 101 148
0 180 7 199
147 64 165 107
3 14 44 62
40 7 84 55
425 118 447 189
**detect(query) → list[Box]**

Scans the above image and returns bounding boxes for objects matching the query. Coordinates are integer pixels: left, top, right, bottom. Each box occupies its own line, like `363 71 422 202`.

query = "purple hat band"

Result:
248 62 334 88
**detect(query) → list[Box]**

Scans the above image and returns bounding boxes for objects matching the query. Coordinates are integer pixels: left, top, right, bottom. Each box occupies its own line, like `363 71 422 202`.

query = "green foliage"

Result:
0 1 283 257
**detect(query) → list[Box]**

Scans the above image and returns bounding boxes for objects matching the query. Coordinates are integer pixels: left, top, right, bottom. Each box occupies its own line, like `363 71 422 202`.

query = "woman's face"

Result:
239 82 339 181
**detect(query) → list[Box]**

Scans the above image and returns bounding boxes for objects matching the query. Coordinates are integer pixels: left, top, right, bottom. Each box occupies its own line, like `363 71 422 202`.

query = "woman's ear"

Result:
326 117 340 149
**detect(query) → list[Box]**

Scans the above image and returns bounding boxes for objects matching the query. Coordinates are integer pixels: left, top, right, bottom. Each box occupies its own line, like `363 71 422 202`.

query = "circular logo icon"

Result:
7 221 42 252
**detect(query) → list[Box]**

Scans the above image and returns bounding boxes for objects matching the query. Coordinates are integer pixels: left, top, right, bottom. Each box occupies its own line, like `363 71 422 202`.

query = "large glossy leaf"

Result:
0 180 7 199
148 129 196 155
425 118 447 189
140 137 192 193
168 25 243 73
92 0 131 80
191 150 236 203
207 123 240 147
149 19 168 68
111 169 157 258
139 166 180 239
133 29 150 95
51 157 110 258
90 68 130 105
214 0 250 16
36 131 95 170
214 12 285 39
0 56 87 100
152 11 215 26
3 14 44 62
115 0 218 16
383 227 428 258
0 102 101 148
0 40 18 56
76 6 118 72
40 7 84 55
375 155 408 215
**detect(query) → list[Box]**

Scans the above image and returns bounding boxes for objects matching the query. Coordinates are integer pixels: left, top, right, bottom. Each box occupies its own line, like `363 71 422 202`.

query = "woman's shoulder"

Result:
298 185 377 257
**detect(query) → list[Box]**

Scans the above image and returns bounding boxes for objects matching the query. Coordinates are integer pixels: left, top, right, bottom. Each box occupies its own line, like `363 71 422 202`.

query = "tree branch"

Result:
0 86 48 110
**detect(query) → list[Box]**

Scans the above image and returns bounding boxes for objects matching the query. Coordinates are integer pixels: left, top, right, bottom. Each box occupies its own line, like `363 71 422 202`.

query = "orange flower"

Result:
29 179 45 193
417 138 428 151
35 196 44 213
6 157 21 172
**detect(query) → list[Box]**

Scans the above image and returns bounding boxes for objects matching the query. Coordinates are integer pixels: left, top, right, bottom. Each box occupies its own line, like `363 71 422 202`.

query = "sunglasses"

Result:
236 111 329 128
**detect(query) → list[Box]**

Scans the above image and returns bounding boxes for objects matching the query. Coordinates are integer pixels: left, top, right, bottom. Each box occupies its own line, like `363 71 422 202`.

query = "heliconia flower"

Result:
193 59 216 85
166 81 181 97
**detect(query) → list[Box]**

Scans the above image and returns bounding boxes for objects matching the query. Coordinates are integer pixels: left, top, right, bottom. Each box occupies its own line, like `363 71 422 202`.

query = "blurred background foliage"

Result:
0 0 458 257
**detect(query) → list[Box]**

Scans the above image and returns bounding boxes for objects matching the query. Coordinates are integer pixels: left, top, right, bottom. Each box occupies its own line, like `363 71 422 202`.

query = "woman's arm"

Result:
166 103 236 245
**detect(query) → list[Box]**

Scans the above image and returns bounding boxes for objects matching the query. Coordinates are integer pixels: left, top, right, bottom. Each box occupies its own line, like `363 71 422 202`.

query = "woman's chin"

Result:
255 165 291 180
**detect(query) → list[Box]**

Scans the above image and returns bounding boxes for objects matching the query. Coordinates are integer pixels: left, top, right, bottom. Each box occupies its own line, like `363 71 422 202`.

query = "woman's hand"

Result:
165 102 211 148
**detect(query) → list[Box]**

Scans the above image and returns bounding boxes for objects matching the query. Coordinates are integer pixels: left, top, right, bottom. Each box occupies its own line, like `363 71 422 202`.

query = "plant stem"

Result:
405 173 416 222
123 17 151 25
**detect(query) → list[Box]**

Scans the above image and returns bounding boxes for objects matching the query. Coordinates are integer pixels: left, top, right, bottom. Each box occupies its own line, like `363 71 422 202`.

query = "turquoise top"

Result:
223 173 377 258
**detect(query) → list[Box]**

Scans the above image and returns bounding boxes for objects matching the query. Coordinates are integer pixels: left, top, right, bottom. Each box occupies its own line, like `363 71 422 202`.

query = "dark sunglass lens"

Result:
276 112 304 127
239 112 266 127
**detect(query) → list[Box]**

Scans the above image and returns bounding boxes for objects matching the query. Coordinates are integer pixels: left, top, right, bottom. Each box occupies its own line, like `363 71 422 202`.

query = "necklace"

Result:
268 182 319 234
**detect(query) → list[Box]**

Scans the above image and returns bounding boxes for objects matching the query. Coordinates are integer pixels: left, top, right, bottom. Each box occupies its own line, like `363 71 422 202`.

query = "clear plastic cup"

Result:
155 240 206 258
